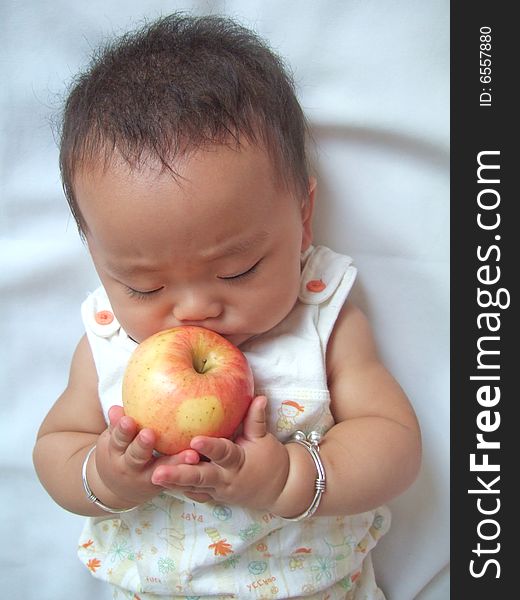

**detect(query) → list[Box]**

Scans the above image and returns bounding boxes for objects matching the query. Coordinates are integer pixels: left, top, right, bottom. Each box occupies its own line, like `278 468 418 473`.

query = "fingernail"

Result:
186 451 200 464
138 430 152 445
190 439 204 452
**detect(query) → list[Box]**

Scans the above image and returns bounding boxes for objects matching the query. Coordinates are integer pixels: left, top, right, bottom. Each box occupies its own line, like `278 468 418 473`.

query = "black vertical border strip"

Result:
451 3 514 597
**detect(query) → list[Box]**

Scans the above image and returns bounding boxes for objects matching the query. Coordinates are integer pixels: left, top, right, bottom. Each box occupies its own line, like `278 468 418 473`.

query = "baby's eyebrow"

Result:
106 262 159 278
205 230 270 260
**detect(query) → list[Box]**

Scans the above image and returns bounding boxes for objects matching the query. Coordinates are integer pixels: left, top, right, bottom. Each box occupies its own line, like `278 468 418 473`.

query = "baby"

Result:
33 14 421 600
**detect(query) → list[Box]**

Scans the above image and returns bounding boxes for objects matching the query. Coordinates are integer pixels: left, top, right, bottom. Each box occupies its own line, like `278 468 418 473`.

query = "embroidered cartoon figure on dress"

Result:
276 400 305 432
289 547 312 571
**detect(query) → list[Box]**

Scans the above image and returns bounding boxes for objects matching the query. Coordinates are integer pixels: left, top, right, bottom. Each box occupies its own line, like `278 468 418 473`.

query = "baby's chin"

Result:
221 332 257 348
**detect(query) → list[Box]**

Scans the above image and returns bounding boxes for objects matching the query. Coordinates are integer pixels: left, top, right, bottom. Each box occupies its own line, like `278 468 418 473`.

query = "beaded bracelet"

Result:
282 430 326 521
81 446 137 514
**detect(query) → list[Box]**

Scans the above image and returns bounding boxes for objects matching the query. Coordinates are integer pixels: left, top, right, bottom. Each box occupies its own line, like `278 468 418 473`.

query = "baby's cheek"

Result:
263 283 299 326
124 311 165 343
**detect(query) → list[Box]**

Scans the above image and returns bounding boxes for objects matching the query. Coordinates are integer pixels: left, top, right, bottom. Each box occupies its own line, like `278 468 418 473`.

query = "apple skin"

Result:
122 326 255 455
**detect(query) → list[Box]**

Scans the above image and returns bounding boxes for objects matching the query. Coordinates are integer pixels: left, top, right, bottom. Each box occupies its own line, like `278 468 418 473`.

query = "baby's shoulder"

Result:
326 301 379 380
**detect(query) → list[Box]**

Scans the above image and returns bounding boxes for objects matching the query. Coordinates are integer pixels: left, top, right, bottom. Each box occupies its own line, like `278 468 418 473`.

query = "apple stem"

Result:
194 355 209 374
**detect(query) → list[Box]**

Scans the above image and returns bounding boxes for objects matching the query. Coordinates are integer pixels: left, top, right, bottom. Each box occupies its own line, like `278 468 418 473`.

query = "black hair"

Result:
59 13 311 235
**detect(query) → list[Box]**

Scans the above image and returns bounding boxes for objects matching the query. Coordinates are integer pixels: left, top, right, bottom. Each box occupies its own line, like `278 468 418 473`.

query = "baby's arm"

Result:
269 301 421 518
304 300 422 516
33 335 198 516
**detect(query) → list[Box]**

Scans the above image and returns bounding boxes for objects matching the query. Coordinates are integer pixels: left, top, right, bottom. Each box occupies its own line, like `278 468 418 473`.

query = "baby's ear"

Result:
301 177 316 251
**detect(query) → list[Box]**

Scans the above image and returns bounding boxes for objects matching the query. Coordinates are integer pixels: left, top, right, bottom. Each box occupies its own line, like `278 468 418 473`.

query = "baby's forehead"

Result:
77 138 288 197
75 140 302 246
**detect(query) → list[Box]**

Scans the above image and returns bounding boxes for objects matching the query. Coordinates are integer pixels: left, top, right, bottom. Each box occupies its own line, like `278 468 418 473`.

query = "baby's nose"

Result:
172 293 222 323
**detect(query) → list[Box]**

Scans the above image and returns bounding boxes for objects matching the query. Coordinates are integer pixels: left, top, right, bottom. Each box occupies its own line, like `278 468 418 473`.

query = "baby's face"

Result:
75 142 314 346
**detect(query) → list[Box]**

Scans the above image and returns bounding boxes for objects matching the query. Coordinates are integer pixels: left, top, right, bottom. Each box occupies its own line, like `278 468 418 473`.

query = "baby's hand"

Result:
91 406 200 509
150 396 291 511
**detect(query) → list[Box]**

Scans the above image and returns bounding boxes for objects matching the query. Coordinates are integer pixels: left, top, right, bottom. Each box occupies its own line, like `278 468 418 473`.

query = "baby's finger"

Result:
152 463 218 490
172 449 201 465
108 405 125 430
123 428 156 468
190 436 243 470
110 415 138 453
241 395 268 440
155 448 201 468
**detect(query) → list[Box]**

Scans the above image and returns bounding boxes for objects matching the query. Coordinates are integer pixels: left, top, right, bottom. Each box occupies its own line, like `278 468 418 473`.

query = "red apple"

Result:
122 326 254 455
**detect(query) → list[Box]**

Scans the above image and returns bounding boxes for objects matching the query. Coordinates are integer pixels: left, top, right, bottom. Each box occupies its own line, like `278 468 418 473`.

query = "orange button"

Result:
95 310 114 325
306 279 326 293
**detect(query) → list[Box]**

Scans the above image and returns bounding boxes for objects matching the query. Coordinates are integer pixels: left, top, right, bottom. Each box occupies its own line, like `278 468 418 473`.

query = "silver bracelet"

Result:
282 430 326 521
82 446 137 514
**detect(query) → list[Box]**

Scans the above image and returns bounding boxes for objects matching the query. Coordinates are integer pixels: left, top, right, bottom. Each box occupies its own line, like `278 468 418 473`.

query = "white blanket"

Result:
0 1 449 598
